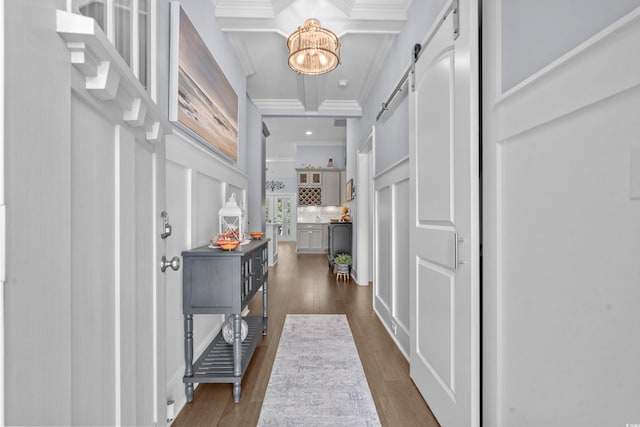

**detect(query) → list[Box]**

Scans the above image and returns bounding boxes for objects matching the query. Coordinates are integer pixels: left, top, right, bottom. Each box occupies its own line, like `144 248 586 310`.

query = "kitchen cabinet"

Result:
321 171 341 206
297 171 322 187
296 223 328 253
340 170 347 204
297 169 344 206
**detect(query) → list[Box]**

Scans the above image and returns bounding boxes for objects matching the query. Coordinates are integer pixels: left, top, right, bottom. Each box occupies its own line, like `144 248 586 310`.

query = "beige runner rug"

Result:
257 314 381 426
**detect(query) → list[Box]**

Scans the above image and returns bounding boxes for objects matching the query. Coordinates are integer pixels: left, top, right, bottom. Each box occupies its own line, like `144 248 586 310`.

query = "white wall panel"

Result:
165 160 190 413
375 187 392 310
501 0 640 91
195 173 223 246
484 4 640 426
4 1 73 424
193 172 224 354
70 95 116 425
393 178 411 335
118 126 137 425
69 95 161 426
133 141 156 426
373 159 411 357
165 132 246 417
500 89 640 426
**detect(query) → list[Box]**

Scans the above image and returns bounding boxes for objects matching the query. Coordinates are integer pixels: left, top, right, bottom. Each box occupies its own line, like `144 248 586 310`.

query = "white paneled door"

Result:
409 1 480 426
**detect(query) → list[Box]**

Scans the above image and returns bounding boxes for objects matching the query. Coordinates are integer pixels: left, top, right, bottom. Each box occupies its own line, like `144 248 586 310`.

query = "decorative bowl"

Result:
217 240 241 251
249 231 264 240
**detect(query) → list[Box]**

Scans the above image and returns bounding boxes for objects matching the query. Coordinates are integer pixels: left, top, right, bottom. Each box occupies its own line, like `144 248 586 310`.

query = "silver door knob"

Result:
161 255 180 272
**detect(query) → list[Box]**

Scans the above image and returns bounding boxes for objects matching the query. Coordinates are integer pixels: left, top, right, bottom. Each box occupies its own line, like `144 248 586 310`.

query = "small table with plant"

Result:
334 253 352 281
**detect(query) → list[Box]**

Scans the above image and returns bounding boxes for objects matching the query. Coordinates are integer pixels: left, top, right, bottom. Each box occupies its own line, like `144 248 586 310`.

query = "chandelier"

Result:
287 19 340 75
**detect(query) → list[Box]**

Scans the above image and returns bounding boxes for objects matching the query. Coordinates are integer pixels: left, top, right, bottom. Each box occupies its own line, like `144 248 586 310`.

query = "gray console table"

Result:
181 239 269 403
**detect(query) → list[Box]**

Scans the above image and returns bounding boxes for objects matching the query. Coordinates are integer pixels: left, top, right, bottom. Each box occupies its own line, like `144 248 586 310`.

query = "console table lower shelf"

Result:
183 316 265 403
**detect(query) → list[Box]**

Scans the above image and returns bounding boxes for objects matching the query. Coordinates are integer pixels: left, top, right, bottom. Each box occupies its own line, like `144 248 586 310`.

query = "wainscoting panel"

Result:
69 92 163 426
132 140 157 426
484 5 640 426
195 172 223 246
70 95 117 425
164 159 191 421
392 178 411 345
192 172 225 359
375 187 392 312
373 158 411 357
164 132 247 418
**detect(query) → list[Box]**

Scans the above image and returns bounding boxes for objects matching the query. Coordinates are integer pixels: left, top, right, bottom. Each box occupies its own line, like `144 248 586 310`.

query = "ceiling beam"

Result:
296 75 327 112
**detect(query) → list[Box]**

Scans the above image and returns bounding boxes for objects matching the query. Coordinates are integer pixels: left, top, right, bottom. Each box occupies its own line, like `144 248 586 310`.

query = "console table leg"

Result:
233 381 241 403
232 313 242 377
184 314 194 401
262 280 268 335
185 383 194 403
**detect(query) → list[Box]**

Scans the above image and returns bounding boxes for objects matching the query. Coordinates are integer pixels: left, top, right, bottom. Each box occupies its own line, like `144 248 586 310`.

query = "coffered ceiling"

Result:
214 0 411 160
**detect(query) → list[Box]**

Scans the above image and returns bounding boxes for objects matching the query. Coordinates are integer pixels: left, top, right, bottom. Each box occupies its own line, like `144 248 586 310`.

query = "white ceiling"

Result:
263 116 347 162
214 0 411 161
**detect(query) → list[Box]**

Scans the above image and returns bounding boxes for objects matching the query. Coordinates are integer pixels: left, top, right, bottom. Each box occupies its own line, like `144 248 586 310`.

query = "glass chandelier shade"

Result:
287 19 340 75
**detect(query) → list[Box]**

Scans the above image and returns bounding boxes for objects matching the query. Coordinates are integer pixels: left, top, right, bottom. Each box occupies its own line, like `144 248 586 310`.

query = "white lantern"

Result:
218 193 243 240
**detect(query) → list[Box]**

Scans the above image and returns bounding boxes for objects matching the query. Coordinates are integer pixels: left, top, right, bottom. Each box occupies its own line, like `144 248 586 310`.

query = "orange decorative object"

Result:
249 231 264 240
217 240 240 251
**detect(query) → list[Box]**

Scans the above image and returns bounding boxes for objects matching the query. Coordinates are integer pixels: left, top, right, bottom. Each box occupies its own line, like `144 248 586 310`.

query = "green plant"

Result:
334 253 352 265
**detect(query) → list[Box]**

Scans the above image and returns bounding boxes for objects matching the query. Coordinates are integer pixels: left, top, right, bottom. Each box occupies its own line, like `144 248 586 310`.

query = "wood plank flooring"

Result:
171 242 440 427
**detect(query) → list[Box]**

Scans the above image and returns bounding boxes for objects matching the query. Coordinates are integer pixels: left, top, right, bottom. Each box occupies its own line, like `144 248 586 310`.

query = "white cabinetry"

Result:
321 171 341 206
296 223 328 253
340 170 346 204
297 171 322 187
296 169 344 207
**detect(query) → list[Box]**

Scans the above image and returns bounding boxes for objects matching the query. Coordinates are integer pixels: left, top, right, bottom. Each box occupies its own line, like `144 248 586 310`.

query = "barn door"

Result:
408 1 480 426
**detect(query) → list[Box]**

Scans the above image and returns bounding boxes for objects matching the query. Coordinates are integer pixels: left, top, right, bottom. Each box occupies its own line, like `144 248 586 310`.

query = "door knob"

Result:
161 255 180 272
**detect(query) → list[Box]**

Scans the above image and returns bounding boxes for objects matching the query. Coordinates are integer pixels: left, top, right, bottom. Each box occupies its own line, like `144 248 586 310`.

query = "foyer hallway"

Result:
172 242 440 427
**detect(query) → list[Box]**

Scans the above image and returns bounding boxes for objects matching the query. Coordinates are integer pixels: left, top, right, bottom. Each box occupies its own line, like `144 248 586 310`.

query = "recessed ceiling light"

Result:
338 79 348 88
305 130 313 135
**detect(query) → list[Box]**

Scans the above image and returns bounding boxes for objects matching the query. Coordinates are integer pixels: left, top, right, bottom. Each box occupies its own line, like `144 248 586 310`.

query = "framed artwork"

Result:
169 2 238 162
346 178 354 201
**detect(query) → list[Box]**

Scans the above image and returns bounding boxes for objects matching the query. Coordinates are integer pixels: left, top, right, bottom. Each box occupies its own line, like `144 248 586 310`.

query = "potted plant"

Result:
334 253 352 277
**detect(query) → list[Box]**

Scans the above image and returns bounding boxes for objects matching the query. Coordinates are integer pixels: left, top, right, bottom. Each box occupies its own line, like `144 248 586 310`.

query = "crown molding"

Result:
253 99 362 117
215 0 274 18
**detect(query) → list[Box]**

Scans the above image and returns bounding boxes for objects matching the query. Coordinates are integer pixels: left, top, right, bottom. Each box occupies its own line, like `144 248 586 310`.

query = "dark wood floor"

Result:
172 242 440 427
